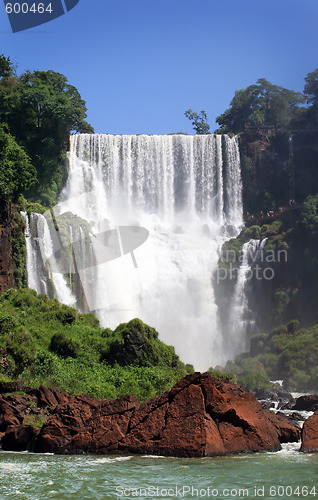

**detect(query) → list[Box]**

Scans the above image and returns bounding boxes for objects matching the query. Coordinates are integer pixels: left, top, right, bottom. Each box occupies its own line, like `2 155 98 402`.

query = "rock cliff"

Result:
0 373 300 457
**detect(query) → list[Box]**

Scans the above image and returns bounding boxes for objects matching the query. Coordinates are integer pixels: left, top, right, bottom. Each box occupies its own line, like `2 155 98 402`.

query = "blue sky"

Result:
0 0 318 134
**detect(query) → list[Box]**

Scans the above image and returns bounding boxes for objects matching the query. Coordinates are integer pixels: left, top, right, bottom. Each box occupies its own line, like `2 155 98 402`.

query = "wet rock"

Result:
293 395 318 412
301 412 318 452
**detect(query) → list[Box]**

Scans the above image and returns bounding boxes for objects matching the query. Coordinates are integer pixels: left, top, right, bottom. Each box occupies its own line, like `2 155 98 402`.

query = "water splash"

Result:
26 134 243 370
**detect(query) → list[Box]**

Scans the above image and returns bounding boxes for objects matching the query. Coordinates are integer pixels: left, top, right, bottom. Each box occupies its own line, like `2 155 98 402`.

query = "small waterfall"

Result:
21 211 76 307
21 211 43 292
25 134 244 370
227 238 268 356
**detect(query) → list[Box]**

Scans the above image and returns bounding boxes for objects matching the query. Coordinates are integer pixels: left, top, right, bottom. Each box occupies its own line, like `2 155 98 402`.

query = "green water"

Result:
0 443 317 499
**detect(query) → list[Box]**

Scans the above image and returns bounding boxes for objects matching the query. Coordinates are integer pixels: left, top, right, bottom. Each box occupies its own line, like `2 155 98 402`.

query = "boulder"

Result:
301 411 318 452
35 373 301 457
293 395 318 412
264 410 301 442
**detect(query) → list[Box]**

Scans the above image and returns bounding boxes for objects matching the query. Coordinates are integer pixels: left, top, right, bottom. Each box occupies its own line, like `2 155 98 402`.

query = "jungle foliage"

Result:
0 54 94 205
225 320 318 392
0 288 188 401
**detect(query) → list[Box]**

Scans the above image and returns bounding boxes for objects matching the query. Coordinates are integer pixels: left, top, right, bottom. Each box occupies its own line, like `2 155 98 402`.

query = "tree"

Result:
304 69 318 107
0 54 14 79
0 124 37 200
300 69 318 127
216 79 305 134
0 58 94 204
184 109 210 134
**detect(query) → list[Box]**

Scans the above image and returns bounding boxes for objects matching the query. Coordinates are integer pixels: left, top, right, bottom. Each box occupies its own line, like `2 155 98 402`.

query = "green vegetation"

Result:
184 109 210 134
0 288 187 401
215 196 318 392
0 124 37 200
300 193 318 236
216 78 305 134
0 54 93 205
225 320 318 391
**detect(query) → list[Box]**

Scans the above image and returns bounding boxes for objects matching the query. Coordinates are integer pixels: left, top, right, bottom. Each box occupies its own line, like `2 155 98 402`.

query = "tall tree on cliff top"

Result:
0 55 94 205
216 79 305 134
301 69 318 128
184 109 211 134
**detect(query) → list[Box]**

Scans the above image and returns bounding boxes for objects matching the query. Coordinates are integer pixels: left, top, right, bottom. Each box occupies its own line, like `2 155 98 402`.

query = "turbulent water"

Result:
1 444 317 499
24 134 244 370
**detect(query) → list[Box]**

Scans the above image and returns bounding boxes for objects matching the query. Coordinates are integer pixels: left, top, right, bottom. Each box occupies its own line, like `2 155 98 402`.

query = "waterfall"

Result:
227 238 268 357
21 211 76 306
21 211 43 293
25 133 243 370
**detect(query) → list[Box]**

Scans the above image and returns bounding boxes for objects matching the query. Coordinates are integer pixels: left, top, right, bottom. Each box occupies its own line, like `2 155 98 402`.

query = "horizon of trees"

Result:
185 69 318 135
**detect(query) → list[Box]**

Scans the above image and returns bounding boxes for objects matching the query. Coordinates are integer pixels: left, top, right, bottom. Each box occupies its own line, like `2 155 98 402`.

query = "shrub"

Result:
238 372 271 392
49 333 80 358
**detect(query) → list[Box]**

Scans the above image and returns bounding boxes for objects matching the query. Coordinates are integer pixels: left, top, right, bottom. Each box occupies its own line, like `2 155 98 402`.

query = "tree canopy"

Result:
0 55 14 78
216 78 305 134
0 55 94 204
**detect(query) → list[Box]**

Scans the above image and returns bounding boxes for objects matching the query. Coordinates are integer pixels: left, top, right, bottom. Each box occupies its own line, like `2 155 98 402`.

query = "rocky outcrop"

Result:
293 395 318 412
301 411 318 452
0 374 300 457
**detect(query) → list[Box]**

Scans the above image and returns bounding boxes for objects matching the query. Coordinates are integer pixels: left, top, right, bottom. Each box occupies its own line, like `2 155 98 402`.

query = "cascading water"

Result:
21 211 76 307
25 133 243 370
226 238 268 357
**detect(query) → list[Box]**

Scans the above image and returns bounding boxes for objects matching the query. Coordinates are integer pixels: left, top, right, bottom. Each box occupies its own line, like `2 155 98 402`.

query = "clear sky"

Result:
0 0 318 134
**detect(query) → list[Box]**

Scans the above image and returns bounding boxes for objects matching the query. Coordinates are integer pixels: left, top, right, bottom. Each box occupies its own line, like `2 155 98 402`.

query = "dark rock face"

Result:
0 381 25 394
0 200 16 293
0 374 301 457
301 411 318 452
293 395 318 412
2 425 39 452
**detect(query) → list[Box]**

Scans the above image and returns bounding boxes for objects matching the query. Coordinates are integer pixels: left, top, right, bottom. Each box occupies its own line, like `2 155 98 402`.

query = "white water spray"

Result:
228 238 268 356
25 134 243 370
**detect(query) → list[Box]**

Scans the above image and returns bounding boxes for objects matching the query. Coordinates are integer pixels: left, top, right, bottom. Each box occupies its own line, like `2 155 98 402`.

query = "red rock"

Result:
0 381 24 394
264 410 300 443
0 396 23 432
34 373 300 457
301 411 318 452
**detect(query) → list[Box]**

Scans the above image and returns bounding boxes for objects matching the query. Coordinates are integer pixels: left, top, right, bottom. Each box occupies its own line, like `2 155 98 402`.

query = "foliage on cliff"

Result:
216 78 305 134
0 54 94 205
0 289 187 401
0 124 37 200
216 197 318 391
225 320 318 391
